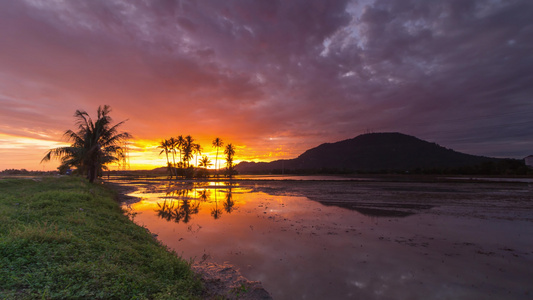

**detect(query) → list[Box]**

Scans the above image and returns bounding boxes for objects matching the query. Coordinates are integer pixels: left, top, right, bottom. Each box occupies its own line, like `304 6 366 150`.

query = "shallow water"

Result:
115 178 533 299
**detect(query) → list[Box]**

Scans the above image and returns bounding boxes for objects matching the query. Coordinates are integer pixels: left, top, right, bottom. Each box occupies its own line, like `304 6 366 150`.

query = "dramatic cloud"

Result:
1 0 532 170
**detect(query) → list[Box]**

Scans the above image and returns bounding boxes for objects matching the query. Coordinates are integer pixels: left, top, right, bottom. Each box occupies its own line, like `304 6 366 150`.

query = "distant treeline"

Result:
246 159 531 176
0 169 57 175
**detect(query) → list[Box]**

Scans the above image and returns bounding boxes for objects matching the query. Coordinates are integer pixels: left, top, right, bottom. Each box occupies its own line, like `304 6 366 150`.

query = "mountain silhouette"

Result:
236 132 501 173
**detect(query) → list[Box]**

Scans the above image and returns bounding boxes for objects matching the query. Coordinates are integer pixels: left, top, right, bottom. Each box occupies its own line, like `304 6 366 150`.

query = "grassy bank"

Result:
0 176 203 299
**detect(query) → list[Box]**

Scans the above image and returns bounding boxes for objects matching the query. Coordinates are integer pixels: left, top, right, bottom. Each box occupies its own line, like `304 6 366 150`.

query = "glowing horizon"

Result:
3 133 291 172
1 1 532 172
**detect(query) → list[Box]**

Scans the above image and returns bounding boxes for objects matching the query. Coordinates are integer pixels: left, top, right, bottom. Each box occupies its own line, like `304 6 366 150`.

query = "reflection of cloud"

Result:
1 0 532 170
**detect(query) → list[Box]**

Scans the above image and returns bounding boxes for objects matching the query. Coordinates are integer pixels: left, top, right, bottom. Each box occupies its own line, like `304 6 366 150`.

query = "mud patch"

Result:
193 262 272 300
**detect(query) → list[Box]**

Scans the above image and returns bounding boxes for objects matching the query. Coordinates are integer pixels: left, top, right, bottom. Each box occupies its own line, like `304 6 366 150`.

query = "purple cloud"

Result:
1 0 532 170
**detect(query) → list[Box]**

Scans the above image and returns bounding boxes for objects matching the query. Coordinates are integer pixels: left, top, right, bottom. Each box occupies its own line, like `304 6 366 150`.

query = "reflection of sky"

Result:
121 181 533 300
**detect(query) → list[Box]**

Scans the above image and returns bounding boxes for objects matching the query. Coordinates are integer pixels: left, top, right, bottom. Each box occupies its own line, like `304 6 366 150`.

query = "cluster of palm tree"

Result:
42 105 131 183
158 136 236 179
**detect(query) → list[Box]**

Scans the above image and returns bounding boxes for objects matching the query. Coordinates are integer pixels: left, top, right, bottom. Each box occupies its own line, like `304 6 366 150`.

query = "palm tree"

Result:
193 143 202 167
212 137 224 177
176 135 184 167
199 156 212 169
158 139 172 178
168 137 178 177
182 135 195 168
224 143 236 179
42 105 131 183
199 155 212 178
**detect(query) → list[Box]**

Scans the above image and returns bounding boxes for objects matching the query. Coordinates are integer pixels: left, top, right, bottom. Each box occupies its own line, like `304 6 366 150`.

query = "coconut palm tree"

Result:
182 135 195 168
158 139 172 178
42 105 131 183
168 137 179 177
224 143 236 179
199 155 212 178
199 156 212 169
193 143 202 167
212 137 224 177
176 135 185 166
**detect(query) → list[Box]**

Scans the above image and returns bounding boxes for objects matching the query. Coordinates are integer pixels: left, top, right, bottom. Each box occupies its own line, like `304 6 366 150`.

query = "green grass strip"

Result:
0 176 203 299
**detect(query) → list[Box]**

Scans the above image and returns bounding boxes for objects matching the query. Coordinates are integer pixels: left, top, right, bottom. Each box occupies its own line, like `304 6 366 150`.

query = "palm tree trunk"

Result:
88 164 97 183
171 151 178 179
215 149 219 178
164 150 171 178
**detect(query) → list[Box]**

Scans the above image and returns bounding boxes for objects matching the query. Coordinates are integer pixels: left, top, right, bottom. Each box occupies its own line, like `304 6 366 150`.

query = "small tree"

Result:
198 156 212 178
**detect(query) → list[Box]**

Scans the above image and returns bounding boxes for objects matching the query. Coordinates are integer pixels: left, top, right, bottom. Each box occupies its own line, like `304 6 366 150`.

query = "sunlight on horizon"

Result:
0 133 293 172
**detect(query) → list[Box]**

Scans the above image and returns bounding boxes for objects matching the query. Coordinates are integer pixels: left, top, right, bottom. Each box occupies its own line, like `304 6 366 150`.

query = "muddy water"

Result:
116 179 533 300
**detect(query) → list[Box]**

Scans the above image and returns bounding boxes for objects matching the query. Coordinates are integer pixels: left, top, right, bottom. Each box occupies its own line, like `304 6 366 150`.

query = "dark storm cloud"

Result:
1 0 532 164
312 0 533 157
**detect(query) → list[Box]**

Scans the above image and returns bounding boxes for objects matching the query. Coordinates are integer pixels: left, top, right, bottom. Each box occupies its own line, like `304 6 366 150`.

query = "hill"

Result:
236 132 523 174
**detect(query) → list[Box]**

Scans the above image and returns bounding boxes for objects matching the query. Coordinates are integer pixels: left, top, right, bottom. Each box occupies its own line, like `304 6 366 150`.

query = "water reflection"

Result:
318 202 434 217
153 182 238 223
118 179 533 300
223 190 235 213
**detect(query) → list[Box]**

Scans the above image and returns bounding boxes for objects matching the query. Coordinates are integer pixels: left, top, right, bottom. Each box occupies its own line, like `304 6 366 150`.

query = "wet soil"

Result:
109 177 533 300
193 262 272 299
106 180 272 299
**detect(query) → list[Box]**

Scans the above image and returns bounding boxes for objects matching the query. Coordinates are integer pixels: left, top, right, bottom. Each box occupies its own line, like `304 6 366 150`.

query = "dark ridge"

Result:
235 132 526 174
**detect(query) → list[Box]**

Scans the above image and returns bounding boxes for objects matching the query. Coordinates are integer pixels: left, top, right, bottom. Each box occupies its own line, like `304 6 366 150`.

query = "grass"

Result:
0 176 203 299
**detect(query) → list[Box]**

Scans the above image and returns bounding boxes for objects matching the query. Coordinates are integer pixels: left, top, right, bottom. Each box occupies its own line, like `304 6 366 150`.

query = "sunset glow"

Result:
1 1 532 171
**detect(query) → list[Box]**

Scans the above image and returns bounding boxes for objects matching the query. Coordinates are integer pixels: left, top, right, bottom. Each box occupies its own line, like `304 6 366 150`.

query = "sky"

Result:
1 0 532 171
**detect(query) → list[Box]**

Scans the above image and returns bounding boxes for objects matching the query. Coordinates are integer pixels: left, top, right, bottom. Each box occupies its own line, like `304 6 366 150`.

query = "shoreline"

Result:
106 180 272 300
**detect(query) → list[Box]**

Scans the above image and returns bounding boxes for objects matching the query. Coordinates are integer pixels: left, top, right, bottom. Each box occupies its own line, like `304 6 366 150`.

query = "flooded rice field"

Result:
111 177 533 299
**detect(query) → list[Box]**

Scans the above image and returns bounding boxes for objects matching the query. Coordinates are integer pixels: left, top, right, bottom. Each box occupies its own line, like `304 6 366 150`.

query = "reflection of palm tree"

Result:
211 202 222 219
156 200 176 221
223 188 236 213
42 105 131 183
198 189 210 202
211 191 223 219
212 137 224 177
180 199 200 223
156 188 201 223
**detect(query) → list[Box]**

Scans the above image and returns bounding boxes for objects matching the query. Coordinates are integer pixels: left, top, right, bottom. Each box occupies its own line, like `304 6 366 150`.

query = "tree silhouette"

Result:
179 199 200 223
198 189 210 202
156 200 176 221
168 137 179 177
224 143 236 179
199 156 212 178
42 105 131 183
223 188 235 213
193 143 202 167
211 197 223 220
158 139 172 178
182 135 195 168
176 135 184 167
212 137 224 177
